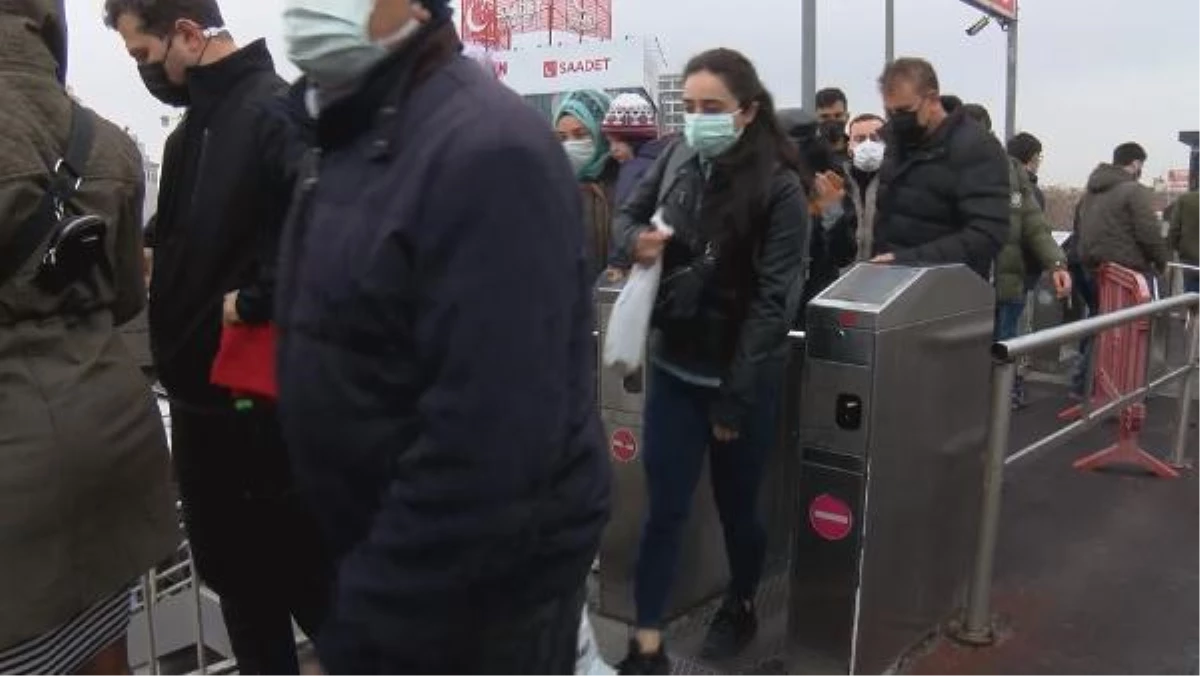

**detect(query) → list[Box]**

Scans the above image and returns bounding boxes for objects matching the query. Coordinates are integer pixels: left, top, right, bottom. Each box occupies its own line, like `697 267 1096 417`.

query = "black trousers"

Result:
327 585 587 674
171 400 332 674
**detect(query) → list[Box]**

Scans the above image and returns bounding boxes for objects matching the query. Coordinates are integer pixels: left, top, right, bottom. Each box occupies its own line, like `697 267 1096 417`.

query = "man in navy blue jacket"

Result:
277 1 610 672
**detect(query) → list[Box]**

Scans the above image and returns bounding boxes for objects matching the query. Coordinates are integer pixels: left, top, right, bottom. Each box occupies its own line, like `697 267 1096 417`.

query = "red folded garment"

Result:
210 323 278 400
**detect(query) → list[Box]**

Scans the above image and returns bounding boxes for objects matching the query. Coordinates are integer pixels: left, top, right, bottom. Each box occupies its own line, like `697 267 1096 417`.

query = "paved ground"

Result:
589 382 1198 675
905 383 1198 675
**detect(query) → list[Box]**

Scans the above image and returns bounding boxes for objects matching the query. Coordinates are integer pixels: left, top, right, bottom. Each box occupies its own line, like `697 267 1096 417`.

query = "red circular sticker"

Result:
809 493 854 541
609 432 638 463
610 428 638 463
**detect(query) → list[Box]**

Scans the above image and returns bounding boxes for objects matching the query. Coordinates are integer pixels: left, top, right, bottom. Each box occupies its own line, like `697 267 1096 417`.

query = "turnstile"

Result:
787 264 994 674
594 281 729 623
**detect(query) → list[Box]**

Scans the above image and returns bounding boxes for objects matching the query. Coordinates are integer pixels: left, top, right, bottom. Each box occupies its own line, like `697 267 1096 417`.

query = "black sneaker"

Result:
617 639 670 675
700 596 758 661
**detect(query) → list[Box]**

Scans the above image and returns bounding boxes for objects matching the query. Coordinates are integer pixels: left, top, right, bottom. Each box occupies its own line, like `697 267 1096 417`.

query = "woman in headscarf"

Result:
556 89 618 275
600 91 675 280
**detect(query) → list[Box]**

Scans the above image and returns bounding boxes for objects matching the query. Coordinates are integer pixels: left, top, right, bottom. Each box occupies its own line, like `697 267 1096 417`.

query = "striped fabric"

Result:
0 587 131 675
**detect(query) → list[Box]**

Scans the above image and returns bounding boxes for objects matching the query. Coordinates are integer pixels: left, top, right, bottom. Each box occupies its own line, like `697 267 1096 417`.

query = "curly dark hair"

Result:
102 0 223 35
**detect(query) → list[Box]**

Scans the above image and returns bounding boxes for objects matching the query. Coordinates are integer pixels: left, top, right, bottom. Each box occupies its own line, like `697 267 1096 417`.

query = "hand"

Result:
1051 268 1072 299
713 425 740 443
222 291 242 326
634 228 671 266
870 253 896 264
813 171 846 211
604 267 627 283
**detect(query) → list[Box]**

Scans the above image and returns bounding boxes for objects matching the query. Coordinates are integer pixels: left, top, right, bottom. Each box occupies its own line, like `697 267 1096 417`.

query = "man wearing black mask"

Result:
104 1 331 673
870 58 1009 278
816 87 851 166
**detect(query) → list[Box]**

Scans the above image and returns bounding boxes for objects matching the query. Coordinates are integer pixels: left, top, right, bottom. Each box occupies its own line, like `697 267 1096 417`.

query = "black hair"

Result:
879 57 940 95
847 113 885 132
683 48 803 242
103 0 224 35
939 94 962 113
1113 142 1147 167
816 87 848 111
1006 132 1042 164
961 103 992 132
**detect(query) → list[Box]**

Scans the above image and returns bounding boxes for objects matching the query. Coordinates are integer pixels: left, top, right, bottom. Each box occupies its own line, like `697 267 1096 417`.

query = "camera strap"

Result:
0 100 95 288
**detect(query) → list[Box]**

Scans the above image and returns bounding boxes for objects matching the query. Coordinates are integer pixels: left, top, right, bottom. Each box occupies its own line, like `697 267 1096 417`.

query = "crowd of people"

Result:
0 0 1196 674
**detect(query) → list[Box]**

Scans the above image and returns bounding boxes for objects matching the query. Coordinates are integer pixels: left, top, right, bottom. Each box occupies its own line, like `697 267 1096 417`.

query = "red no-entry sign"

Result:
809 493 854 541
610 428 638 463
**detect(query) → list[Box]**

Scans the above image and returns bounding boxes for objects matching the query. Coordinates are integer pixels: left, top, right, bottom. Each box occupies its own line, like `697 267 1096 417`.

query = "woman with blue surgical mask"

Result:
555 89 617 276
612 48 809 675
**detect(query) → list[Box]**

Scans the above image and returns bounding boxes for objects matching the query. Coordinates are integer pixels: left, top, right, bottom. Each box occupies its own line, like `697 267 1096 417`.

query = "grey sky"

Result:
65 0 1199 187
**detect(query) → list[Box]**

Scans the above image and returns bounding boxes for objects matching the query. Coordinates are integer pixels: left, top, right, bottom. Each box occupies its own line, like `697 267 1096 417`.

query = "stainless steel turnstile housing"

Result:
787 264 994 674
594 282 729 623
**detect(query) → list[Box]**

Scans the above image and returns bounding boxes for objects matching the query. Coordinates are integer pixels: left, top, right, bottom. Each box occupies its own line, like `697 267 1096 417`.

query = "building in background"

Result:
461 0 612 50
488 36 663 121
658 73 684 134
459 0 669 124
134 135 159 226
1181 131 1199 191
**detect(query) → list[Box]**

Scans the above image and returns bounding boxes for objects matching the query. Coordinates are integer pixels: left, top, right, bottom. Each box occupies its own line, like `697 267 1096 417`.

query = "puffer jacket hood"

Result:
0 0 67 82
1086 163 1135 194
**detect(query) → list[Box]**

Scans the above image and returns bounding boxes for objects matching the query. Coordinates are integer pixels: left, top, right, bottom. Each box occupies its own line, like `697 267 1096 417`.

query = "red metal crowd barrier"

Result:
1058 263 1179 478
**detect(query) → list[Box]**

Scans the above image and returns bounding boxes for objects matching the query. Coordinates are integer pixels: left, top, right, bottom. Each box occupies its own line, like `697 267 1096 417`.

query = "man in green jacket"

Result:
962 105 1071 406
1168 190 1198 293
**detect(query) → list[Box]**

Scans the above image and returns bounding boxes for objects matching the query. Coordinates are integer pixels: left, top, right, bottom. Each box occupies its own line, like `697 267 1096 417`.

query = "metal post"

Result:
191 547 208 675
884 0 895 65
1003 17 1019 141
1171 308 1199 468
801 0 817 112
143 573 160 676
956 360 1017 644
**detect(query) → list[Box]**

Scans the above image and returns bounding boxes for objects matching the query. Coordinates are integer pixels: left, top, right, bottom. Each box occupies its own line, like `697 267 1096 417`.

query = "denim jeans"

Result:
633 365 782 628
994 300 1026 342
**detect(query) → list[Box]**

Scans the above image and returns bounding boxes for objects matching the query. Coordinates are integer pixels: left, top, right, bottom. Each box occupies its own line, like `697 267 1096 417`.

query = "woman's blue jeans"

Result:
633 365 782 629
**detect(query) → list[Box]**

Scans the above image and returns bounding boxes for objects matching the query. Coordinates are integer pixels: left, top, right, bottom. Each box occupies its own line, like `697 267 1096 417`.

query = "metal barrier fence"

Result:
134 504 210 675
956 290 1200 644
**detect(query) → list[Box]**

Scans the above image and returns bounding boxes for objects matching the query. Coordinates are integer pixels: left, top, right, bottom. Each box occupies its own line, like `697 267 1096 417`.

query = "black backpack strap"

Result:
0 101 95 287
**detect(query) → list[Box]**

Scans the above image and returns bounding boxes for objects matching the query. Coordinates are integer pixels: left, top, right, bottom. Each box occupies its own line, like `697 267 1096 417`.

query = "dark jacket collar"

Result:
317 21 460 151
186 39 275 111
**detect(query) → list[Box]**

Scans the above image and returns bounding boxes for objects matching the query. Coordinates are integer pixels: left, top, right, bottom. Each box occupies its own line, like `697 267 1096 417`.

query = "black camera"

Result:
778 107 839 174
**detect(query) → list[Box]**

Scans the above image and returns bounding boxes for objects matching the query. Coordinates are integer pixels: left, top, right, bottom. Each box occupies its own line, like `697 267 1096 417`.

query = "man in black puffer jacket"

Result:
276 2 610 672
870 58 1010 278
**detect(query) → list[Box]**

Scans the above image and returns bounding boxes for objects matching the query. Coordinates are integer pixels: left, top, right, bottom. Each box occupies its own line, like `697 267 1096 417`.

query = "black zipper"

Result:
189 129 212 213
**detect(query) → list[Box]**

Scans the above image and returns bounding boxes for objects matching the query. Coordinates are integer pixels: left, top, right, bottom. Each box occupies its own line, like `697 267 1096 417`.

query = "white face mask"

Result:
563 139 595 175
283 0 420 93
852 139 886 173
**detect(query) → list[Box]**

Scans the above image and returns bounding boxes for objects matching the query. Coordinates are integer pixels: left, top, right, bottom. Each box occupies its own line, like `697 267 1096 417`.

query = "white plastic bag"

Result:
603 212 673 375
576 608 615 675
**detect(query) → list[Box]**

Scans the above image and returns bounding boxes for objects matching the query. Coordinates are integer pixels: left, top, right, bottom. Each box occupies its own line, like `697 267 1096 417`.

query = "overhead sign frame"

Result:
960 0 1018 21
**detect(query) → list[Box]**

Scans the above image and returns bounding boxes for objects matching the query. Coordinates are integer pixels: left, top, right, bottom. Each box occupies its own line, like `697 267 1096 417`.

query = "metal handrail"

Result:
957 292 1200 644
993 292 1198 360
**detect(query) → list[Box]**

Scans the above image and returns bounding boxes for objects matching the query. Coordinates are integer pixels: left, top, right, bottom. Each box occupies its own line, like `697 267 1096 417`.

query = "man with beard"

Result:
104 1 330 672
870 58 1009 278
